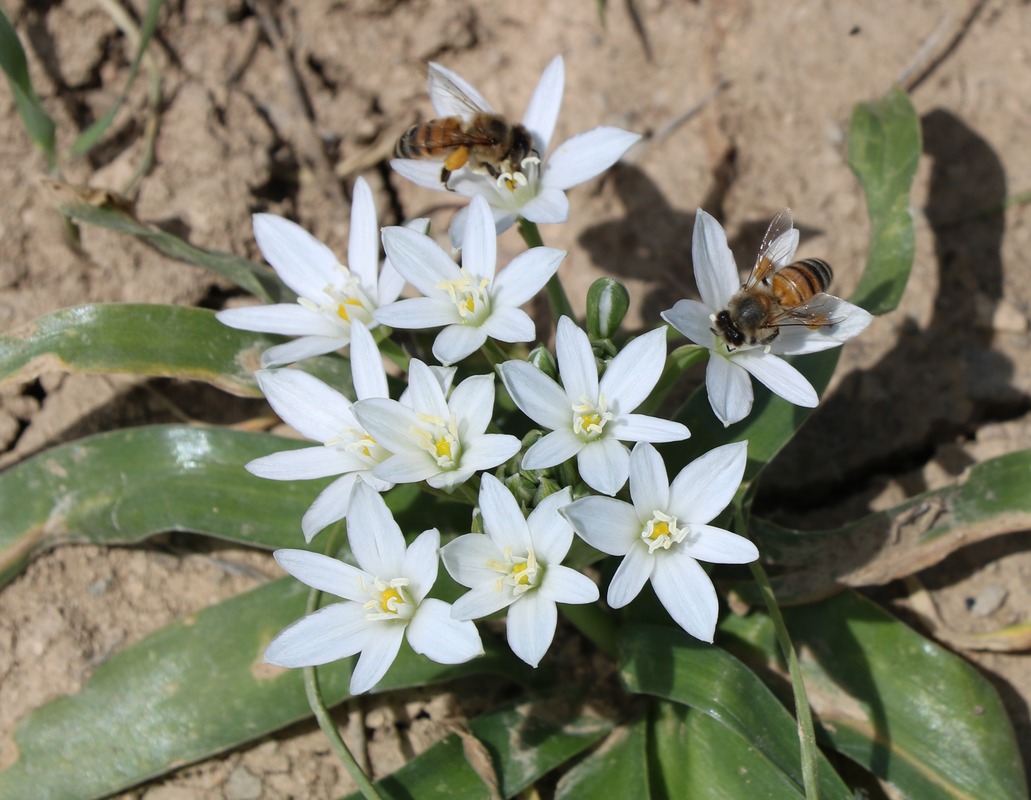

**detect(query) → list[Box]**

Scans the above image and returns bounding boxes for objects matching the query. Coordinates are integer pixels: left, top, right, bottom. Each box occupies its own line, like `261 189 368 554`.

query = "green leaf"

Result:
56 200 288 302
0 304 344 397
70 0 163 156
0 577 527 800
722 592 1029 800
620 625 851 799
847 86 921 314
752 449 1031 603
555 713 649 799
0 426 457 587
0 6 57 169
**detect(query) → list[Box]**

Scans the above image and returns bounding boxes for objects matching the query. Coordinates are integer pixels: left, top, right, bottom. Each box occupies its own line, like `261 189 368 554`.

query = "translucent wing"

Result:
770 293 843 328
746 209 796 287
426 62 495 119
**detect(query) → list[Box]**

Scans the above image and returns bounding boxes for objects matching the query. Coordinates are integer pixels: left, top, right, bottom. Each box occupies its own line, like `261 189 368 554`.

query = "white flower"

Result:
376 195 565 365
391 56 641 247
264 482 483 695
217 177 411 367
352 359 520 491
561 441 758 642
244 322 393 542
440 474 599 667
661 209 874 426
498 316 689 496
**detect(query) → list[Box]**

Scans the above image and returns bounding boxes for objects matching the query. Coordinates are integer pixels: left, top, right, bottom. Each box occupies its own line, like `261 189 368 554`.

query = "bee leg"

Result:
440 166 455 192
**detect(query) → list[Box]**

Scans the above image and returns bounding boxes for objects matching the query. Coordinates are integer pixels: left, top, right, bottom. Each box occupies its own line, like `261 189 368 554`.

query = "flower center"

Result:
641 510 689 555
437 268 491 325
494 156 541 199
486 546 541 596
298 264 375 331
571 393 613 441
326 429 388 468
413 413 462 469
362 577 415 622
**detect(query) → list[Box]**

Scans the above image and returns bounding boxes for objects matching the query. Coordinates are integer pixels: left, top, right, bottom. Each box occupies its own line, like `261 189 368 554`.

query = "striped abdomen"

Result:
394 118 466 159
770 258 833 307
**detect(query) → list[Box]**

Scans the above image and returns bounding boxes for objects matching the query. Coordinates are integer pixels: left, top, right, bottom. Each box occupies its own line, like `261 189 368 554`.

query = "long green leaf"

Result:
56 200 287 302
0 426 456 587
555 713 649 799
620 625 851 799
0 7 57 169
344 690 614 800
0 576 528 800
752 449 1031 603
721 592 1029 800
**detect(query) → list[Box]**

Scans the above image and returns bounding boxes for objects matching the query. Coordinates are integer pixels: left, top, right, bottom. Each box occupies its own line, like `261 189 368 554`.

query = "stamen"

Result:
572 394 613 440
641 510 689 555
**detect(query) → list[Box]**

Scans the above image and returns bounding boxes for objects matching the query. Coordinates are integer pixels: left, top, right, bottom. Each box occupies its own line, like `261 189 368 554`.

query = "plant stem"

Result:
517 218 574 323
749 560 820 800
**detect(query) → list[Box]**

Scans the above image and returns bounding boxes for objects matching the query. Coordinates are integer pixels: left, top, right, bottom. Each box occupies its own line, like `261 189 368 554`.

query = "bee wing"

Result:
426 62 495 120
746 209 797 287
771 293 842 328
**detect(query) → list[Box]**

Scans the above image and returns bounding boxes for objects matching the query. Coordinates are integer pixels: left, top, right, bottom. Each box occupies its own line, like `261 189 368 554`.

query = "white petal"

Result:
705 354 753 426
607 545 654 608
522 55 564 154
460 195 497 280
479 473 533 553
660 299 715 348
374 451 438 484
507 591 556 668
450 580 516 620
539 565 599 605
651 554 718 642
301 473 360 542
608 414 690 443
449 203 520 250
498 360 570 430
526 487 574 564
600 327 666 412
405 359 451 419
350 624 406 694
577 438 630 496
261 336 348 368
458 433 521 472
246 446 354 481
433 324 487 365
692 209 740 309
628 442 670 520
522 429 583 471
427 62 494 117
274 550 369 602
347 482 406 576
264 602 367 668
772 299 874 356
402 529 441 602
493 247 565 307
450 373 496 438
216 304 341 337
561 496 638 556
480 307 535 344
440 534 504 588
668 441 747 524
518 187 569 224
376 297 459 330
555 316 598 401
349 321 389 400
682 524 759 565
391 159 451 193
543 128 641 191
255 368 354 442
408 598 484 663
381 225 460 297
734 350 818 407
253 214 340 301
352 398 423 455
378 257 406 306
347 176 380 288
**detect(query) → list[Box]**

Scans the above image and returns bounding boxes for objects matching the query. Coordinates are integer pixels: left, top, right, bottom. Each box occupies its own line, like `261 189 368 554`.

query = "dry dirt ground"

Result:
1 0 1030 797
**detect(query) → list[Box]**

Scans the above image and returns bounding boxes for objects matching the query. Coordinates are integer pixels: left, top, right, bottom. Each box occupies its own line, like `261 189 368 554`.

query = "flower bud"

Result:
586 278 630 340
527 345 558 380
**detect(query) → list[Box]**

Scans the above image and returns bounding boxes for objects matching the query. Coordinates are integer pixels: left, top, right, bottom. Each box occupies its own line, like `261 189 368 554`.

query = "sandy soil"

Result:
1 0 1029 797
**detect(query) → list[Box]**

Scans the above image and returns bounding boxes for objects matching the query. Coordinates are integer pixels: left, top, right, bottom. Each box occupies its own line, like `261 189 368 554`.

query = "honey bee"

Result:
713 209 838 349
395 63 537 189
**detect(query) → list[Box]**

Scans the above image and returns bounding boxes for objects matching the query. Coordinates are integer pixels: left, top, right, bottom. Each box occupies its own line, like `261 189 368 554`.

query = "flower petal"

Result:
607 545 654 608
543 128 641 191
660 299 715 348
577 438 630 496
518 187 569 224
705 354 753 427
607 414 690 444
651 553 718 642
460 195 497 280
493 247 565 307
668 441 747 524
246 446 356 481
600 326 667 411
440 534 505 588
526 487 574 564
216 304 342 337
555 316 598 401
349 321 389 400
522 428 583 471
347 176 380 288
771 298 874 355
539 565 599 605
347 482 406 576
561 496 638 556
390 159 450 192
274 550 369 602
301 473 360 542
522 55 564 154
374 451 437 484
692 209 740 309
253 214 340 302
255 368 354 442
479 473 532 553
458 433 522 473
350 623 406 694
264 602 367 668
381 225 460 296
449 579 516 620
733 350 818 408
405 359 451 420
498 360 571 431
627 442 670 521
402 529 441 602
433 324 487 365
506 591 556 667
682 524 759 565
480 307 535 344
408 598 484 664
450 373 496 438
376 297 459 330
261 336 348 368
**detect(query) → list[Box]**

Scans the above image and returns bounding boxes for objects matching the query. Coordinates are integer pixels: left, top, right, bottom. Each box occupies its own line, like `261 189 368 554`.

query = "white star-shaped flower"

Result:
217 177 412 367
352 359 520 491
391 56 640 248
498 316 689 496
661 209 873 426
561 441 758 642
264 482 483 695
439 474 599 667
243 321 394 542
376 194 565 365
